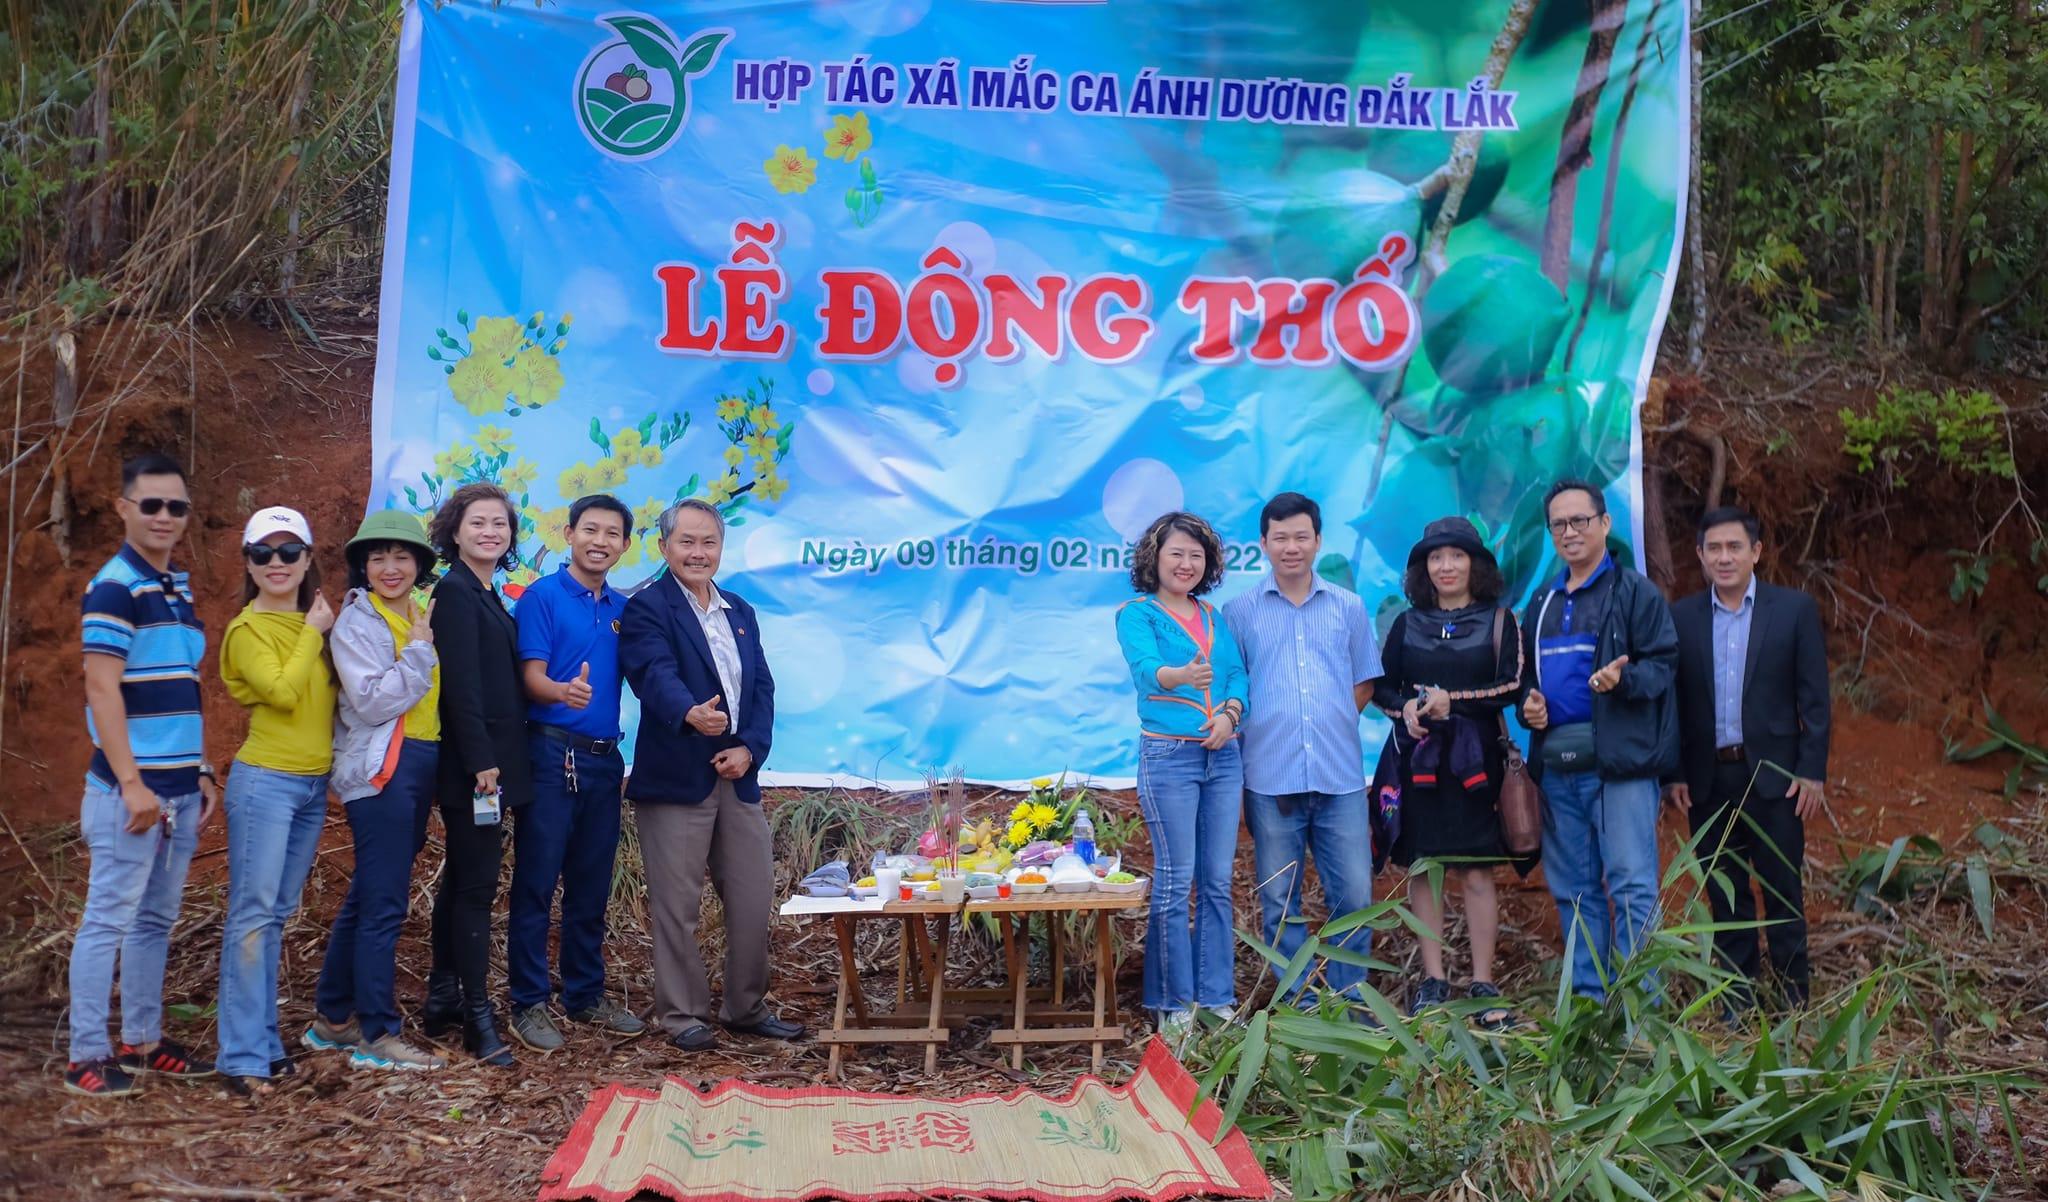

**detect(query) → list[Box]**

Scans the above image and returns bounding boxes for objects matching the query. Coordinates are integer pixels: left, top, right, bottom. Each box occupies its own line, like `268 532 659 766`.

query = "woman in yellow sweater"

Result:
216 507 337 1096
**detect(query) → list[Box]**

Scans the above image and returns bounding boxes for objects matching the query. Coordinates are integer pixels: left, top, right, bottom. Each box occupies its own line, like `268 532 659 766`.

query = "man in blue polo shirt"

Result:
1520 479 1679 1002
67 452 222 1096
507 494 647 1050
1221 492 1382 1012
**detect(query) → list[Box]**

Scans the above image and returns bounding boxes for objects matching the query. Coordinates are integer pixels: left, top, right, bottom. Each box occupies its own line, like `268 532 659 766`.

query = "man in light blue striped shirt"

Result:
66 453 219 1096
1221 493 1382 1007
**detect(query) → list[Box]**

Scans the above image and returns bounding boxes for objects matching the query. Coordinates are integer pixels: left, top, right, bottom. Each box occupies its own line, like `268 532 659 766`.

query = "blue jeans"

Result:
508 732 625 1011
314 740 437 1041
217 763 329 1077
1136 736 1242 1011
1540 770 1662 1001
1245 789 1373 1002
67 784 202 1062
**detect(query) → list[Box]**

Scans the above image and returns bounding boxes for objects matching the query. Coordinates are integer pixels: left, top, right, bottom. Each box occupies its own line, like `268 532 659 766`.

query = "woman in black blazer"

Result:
421 482 530 1066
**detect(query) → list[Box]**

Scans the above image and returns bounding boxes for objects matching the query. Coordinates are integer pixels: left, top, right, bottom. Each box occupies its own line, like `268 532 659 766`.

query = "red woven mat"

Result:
537 1038 1271 1202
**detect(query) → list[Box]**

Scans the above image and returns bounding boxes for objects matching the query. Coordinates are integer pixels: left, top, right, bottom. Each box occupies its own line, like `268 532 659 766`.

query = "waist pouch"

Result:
1541 722 1597 773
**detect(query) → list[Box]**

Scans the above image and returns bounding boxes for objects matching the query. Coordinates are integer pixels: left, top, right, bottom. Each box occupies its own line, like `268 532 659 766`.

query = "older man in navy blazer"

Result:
621 498 804 1051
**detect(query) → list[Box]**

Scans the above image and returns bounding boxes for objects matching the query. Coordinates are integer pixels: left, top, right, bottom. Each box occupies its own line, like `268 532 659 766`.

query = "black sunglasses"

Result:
245 542 309 566
133 498 192 517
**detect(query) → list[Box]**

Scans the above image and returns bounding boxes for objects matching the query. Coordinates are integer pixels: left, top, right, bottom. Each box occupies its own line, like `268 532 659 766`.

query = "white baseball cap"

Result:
243 506 314 547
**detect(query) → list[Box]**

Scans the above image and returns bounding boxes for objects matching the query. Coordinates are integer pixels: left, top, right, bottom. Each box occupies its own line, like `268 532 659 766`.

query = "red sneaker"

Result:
64 1058 138 1097
117 1037 215 1078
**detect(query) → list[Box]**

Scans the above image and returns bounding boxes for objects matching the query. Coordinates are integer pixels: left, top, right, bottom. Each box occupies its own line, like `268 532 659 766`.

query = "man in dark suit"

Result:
1664 505 1831 1012
620 498 804 1052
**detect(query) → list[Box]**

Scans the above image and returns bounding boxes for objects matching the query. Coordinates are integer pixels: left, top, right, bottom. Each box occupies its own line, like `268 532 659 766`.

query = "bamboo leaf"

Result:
1965 854 1995 940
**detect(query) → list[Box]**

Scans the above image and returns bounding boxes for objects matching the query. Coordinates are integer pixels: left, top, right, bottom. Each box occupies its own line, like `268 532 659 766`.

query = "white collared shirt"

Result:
681 578 743 728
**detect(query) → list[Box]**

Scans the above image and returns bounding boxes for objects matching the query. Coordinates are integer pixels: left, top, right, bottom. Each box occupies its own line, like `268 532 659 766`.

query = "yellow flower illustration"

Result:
705 473 739 504
754 473 789 502
448 356 515 416
745 431 779 460
748 405 779 430
534 506 571 553
717 396 749 422
588 458 630 491
474 425 514 455
618 539 645 567
433 444 476 477
823 112 873 162
507 565 539 589
470 315 526 364
634 499 665 530
722 445 745 468
612 428 645 455
763 144 818 194
632 445 664 468
508 347 565 409
502 458 538 494
557 462 595 497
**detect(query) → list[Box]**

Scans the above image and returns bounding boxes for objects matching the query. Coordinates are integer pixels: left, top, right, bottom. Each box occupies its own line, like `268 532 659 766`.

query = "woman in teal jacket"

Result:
1114 510 1248 1039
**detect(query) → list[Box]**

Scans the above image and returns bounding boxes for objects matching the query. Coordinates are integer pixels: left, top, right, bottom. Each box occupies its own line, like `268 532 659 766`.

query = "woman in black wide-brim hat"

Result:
1371 516 1527 1027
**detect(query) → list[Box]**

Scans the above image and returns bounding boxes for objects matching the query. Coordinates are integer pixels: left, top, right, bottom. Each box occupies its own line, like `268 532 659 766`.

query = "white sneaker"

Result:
1202 1004 1238 1023
1157 1009 1195 1044
349 1034 446 1071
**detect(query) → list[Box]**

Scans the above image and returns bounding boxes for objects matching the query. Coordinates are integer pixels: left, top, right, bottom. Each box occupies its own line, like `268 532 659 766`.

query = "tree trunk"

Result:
1684 0 1706 371
1872 147 1895 346
1566 0 1662 371
1540 0 1629 291
1918 126 1945 350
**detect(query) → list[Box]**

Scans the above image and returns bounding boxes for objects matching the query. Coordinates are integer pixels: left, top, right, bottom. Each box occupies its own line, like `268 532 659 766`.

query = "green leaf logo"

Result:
574 15 729 160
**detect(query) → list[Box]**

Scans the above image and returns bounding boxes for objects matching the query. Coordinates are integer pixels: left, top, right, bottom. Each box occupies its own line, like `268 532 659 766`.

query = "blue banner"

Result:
370 0 1688 785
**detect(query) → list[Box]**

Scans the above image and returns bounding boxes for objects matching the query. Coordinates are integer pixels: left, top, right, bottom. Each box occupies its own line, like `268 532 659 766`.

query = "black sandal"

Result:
1467 981 1519 1031
222 1074 274 1098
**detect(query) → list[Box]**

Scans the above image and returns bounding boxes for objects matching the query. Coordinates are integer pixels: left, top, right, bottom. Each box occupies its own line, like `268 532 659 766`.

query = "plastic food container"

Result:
1097 876 1147 896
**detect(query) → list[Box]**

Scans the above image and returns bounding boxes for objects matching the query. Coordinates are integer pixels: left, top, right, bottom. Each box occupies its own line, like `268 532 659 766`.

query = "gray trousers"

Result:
634 781 773 1033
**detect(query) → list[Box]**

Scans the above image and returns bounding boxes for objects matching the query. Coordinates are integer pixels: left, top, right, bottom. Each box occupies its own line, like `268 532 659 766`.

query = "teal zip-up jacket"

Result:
1114 595 1250 740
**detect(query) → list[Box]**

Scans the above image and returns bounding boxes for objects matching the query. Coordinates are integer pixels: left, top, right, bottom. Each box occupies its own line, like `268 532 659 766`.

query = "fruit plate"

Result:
1051 878 1095 894
849 884 879 899
1097 877 1147 895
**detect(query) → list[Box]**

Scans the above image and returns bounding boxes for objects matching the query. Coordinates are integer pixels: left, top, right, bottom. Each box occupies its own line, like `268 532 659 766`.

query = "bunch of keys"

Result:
472 784 503 826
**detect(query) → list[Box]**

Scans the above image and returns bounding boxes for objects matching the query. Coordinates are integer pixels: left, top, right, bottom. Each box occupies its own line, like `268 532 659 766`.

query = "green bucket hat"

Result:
346 509 435 559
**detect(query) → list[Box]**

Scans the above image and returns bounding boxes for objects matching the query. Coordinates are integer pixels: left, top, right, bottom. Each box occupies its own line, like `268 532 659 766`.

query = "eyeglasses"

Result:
1547 514 1603 535
132 498 192 517
244 542 309 565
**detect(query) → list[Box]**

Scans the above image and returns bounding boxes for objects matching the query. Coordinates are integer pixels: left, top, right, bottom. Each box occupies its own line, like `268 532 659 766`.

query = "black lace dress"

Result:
1371 603 1525 866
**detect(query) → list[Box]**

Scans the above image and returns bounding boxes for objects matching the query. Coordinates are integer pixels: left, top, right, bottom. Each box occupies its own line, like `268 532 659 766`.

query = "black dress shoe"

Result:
462 1000 516 1068
669 1022 717 1052
724 1014 807 1041
269 1056 297 1078
420 968 464 1039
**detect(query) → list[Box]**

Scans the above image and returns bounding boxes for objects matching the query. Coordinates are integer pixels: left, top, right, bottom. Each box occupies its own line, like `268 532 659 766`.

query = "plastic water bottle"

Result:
1072 809 1096 867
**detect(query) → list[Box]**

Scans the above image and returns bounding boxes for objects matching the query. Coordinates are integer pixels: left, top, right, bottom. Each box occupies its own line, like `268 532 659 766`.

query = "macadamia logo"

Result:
574 14 729 159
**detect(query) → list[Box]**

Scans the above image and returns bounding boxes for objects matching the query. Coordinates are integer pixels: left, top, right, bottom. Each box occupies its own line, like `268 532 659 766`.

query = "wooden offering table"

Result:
967 887 1148 1073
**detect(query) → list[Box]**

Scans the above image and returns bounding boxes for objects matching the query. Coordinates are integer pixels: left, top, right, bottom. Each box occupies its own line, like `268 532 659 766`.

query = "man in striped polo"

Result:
65 452 221 1095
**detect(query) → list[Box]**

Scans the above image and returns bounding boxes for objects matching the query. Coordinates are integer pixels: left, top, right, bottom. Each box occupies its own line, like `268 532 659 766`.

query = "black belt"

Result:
533 723 620 757
1715 744 1746 763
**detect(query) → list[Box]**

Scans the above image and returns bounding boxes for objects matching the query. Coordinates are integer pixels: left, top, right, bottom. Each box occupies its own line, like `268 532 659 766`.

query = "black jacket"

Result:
1669 580 1831 800
430 560 533 805
1522 562 1680 783
619 571 774 805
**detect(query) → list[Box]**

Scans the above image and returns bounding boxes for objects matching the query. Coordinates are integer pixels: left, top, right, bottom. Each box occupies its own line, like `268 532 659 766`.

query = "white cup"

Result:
876 867 902 899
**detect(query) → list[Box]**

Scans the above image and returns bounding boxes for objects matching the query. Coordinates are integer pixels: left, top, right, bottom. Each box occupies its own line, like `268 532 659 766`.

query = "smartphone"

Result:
472 786 503 826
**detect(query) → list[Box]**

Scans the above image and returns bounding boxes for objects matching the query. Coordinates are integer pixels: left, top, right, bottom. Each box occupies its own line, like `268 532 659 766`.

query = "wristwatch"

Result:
199 762 218 782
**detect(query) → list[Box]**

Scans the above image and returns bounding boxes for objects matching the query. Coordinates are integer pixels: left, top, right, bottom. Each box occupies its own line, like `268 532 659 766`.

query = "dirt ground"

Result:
0 320 2044 1199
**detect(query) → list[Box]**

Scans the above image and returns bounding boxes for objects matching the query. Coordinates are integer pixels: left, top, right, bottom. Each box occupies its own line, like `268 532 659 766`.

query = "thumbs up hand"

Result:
1522 688 1550 731
1589 654 1631 695
562 661 593 710
1162 654 1213 690
686 693 729 736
